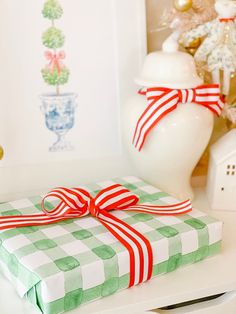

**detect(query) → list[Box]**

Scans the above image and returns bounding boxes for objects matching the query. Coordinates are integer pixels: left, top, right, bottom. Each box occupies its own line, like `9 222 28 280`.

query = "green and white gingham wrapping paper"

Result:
0 177 222 314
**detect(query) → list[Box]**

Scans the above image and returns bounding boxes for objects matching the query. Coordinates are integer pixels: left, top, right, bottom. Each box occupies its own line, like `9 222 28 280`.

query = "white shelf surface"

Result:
0 188 236 314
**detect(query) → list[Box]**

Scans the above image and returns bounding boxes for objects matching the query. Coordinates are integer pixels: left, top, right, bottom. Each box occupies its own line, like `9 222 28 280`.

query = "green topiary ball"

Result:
42 27 65 49
42 0 63 20
42 67 70 86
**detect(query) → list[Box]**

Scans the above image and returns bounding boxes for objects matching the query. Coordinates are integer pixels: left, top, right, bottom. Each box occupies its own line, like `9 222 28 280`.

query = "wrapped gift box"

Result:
0 177 222 314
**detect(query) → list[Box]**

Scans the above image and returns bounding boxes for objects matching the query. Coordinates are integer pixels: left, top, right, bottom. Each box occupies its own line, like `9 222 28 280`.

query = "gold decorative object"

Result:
0 146 4 160
173 0 193 12
226 120 236 130
188 37 201 48
186 47 197 55
180 37 201 56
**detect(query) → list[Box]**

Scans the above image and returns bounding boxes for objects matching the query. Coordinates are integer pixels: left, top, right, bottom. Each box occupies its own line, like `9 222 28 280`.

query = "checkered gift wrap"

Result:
0 177 222 314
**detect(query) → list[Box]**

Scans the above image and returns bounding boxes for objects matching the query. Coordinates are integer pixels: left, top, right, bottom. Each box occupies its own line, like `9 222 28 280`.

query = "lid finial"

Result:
162 18 181 53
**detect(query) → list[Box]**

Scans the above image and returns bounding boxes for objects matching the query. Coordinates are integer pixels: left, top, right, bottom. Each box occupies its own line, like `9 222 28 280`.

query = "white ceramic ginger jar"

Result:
123 44 214 200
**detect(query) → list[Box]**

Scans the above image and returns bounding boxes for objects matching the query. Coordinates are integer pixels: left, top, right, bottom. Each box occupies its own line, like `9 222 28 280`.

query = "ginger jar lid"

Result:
135 41 203 89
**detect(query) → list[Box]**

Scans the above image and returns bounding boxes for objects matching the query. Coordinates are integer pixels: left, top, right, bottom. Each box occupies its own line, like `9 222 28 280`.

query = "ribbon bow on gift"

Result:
0 184 192 287
45 50 65 75
133 85 225 151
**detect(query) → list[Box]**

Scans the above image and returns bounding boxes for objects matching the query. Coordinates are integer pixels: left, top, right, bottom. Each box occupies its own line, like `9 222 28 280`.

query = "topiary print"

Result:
41 0 70 95
42 0 63 20
42 27 65 49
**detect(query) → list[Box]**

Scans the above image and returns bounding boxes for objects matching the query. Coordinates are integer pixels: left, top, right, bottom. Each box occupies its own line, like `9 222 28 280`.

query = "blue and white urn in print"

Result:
40 93 77 152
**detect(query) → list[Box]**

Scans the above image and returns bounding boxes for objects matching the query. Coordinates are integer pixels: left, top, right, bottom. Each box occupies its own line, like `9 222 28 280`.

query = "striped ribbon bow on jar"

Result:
133 84 225 151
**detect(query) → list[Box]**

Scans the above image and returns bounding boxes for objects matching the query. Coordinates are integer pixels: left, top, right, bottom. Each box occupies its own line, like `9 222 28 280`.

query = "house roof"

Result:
211 129 236 164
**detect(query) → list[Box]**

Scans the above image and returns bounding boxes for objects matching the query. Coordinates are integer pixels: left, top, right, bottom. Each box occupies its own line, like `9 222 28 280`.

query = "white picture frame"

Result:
0 0 146 201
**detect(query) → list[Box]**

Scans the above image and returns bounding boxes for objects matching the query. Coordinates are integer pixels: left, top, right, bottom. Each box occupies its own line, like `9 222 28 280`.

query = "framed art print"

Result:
0 0 146 201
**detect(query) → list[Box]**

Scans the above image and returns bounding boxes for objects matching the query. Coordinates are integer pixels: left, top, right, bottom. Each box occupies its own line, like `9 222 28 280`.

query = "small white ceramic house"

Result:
207 129 236 211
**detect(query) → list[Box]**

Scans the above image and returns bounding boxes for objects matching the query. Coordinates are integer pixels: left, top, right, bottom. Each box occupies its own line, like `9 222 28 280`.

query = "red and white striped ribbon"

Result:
0 184 192 287
219 18 235 23
133 84 225 151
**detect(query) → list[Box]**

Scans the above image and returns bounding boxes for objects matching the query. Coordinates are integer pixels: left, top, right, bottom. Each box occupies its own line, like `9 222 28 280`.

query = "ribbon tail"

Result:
48 59 53 72
217 95 225 115
0 213 68 230
55 59 62 75
195 85 225 117
138 88 147 96
133 91 178 151
46 57 62 75
98 210 153 287
126 199 192 215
